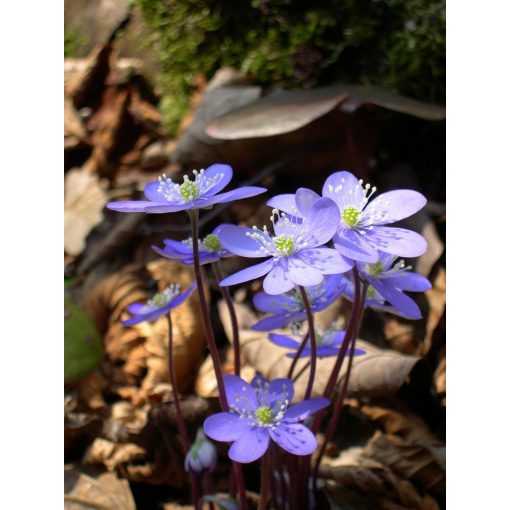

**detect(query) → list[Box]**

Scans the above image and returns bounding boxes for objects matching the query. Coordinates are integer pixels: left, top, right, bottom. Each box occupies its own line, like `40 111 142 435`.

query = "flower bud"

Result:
185 428 217 475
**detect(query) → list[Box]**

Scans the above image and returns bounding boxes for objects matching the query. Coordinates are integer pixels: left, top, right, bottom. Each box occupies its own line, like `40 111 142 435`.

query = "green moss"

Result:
64 282 103 384
134 0 445 135
64 27 89 58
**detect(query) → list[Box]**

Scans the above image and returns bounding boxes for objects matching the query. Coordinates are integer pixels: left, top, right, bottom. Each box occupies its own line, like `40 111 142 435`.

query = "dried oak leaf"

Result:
64 168 108 257
218 301 422 401
64 464 136 510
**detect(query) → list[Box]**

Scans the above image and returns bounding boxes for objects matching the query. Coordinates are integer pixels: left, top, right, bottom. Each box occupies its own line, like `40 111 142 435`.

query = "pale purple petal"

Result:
205 186 267 205
266 194 298 215
267 378 294 405
144 202 195 213
269 423 318 456
229 428 270 463
251 312 305 332
253 292 298 314
144 181 174 203
269 334 301 350
287 256 324 287
121 315 146 326
204 412 252 442
162 239 193 254
362 189 426 226
126 303 147 315
168 282 197 308
218 225 272 258
333 230 379 263
201 164 233 196
224 374 258 411
106 200 157 213
364 226 428 258
283 398 330 423
151 245 188 260
381 272 432 292
296 248 353 275
322 171 366 210
263 261 295 295
221 259 276 287
365 276 422 319
300 197 340 248
321 274 349 302
295 188 321 215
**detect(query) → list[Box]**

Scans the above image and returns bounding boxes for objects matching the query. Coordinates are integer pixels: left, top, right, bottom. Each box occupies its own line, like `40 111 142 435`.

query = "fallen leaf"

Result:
64 168 108 256
64 465 136 510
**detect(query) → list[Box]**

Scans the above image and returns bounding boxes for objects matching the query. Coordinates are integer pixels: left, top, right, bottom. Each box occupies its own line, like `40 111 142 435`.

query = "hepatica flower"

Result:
204 374 329 463
185 428 217 475
106 164 266 213
269 326 365 359
218 193 353 295
122 282 196 325
268 172 427 263
152 225 233 266
251 274 347 331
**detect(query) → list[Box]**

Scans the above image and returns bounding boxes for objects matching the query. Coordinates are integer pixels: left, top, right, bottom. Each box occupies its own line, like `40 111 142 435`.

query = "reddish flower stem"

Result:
165 314 200 509
287 330 309 379
212 261 241 376
299 286 317 401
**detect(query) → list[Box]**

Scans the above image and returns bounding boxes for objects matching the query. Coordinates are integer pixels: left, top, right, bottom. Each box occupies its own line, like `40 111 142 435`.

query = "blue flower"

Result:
251 274 347 331
185 428 217 475
269 326 365 359
218 191 353 295
268 173 427 263
204 374 329 463
121 282 197 326
152 225 234 266
107 164 266 214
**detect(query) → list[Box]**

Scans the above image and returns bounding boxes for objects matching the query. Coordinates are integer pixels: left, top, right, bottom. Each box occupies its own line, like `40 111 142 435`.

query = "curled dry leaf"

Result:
64 465 136 510
320 447 440 510
64 168 108 257
218 301 422 401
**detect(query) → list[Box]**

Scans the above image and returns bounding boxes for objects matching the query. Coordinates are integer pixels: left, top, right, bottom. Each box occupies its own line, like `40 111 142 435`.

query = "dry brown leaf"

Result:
65 96 90 150
218 301 421 401
83 438 146 472
64 168 108 256
64 465 136 510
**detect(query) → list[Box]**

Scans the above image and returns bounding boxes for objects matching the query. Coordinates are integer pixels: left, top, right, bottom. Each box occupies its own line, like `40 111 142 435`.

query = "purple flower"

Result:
152 225 234 266
269 327 365 358
267 173 427 263
106 164 266 214
185 428 217 475
343 252 432 319
218 192 353 295
203 374 329 463
121 282 197 326
251 274 347 331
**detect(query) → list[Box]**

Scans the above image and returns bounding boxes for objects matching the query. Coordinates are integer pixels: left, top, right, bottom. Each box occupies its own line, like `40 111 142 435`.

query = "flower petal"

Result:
229 428 269 463
322 171 366 210
106 200 157 213
204 412 252 442
252 292 298 314
269 334 301 350
381 272 432 292
144 202 194 213
263 261 295 295
269 423 318 456
300 197 340 248
362 189 426 226
126 303 147 315
287 256 324 287
163 239 193 254
321 274 349 302
296 248 353 275
168 282 197 308
283 398 330 423
205 186 267 205
364 226 428 258
333 230 379 263
267 378 294 406
364 275 422 319
221 259 276 287
266 194 298 215
144 181 174 203
295 188 321 216
251 312 305 332
224 374 258 411
218 225 273 258
201 164 233 196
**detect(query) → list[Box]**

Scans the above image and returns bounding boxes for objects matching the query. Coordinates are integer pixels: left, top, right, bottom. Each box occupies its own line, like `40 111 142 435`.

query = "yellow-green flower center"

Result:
180 180 199 202
341 206 360 228
151 293 166 307
369 260 384 276
255 406 273 424
203 234 221 252
366 286 376 299
274 235 294 255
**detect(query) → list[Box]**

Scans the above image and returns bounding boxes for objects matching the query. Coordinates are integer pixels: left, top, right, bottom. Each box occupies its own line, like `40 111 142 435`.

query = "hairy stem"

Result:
287 330 309 380
299 286 317 401
258 453 271 510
